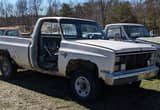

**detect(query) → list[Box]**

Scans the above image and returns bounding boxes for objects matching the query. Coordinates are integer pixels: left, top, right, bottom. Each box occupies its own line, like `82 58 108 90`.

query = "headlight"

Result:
114 64 126 72
115 56 120 62
147 53 155 66
114 56 126 72
114 57 120 72
115 65 120 72
121 64 126 71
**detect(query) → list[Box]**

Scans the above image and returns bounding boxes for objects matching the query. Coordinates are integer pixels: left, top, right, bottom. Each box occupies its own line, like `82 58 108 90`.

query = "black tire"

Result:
0 56 17 79
70 70 101 101
127 81 141 88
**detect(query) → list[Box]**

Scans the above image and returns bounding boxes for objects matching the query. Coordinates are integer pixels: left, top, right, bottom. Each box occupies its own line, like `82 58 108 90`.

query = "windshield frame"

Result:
123 25 151 39
60 19 105 40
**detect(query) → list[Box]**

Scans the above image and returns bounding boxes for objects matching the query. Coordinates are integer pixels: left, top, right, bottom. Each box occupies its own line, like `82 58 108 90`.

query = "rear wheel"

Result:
0 56 17 79
70 70 101 101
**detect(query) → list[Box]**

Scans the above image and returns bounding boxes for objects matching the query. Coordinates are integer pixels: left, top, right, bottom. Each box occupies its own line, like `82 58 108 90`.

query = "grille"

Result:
120 53 152 70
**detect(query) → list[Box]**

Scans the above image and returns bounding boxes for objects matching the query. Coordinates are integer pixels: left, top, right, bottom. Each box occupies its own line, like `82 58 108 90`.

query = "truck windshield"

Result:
124 25 151 39
60 20 105 40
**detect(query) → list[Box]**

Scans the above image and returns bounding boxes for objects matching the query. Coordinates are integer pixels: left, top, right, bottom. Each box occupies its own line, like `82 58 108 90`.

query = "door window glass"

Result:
41 22 59 34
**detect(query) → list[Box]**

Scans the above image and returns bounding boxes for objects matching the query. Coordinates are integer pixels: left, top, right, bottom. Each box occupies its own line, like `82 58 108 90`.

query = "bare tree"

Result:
47 0 54 16
29 0 42 17
5 3 14 17
0 1 4 17
59 3 74 17
74 4 85 18
16 0 28 17
0 0 8 17
98 0 108 27
47 0 59 16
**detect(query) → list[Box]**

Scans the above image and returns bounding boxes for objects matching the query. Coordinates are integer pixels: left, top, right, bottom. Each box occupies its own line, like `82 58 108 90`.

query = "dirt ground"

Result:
0 70 160 110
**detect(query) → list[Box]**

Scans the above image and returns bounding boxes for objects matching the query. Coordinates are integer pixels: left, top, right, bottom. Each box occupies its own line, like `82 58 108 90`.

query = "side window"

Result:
0 30 4 35
61 23 77 38
6 30 19 36
41 22 59 35
107 27 122 39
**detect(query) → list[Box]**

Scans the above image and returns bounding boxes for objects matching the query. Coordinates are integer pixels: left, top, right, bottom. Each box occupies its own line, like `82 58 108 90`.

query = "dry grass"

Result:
0 70 160 110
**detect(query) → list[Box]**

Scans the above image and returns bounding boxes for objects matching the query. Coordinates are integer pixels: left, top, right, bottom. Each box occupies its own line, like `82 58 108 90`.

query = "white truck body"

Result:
0 18 158 82
0 18 158 100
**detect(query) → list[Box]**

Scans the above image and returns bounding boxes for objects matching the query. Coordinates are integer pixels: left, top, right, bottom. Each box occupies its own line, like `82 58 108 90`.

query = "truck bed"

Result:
0 36 32 69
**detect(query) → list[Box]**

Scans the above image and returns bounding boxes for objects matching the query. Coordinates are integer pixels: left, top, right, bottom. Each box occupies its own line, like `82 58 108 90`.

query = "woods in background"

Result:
0 0 160 32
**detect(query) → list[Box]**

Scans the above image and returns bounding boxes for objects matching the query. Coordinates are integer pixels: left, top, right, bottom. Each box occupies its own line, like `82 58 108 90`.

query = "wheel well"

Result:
66 59 99 78
0 50 10 58
0 50 17 66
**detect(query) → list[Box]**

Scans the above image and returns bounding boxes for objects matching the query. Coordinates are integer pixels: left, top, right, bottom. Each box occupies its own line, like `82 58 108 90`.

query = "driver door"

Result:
38 20 61 70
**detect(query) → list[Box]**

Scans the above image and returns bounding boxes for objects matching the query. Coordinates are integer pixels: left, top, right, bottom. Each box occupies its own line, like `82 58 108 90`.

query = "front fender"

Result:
58 48 115 79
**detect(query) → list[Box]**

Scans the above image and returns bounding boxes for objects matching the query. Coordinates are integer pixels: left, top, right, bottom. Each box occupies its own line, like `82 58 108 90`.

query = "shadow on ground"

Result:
0 70 160 110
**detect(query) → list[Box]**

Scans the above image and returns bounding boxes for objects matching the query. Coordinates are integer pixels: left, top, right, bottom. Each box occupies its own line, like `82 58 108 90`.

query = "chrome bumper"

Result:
105 66 159 85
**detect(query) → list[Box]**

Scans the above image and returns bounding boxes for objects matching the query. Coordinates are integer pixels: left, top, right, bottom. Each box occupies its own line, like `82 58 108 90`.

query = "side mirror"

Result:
150 31 154 37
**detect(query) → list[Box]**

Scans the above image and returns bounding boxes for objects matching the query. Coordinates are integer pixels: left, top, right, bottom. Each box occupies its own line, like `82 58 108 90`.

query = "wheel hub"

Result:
75 76 91 97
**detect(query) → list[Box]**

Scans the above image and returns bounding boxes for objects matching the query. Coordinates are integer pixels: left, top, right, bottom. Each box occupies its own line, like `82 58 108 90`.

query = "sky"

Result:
5 0 134 15
2 0 87 15
8 0 87 5
7 0 135 6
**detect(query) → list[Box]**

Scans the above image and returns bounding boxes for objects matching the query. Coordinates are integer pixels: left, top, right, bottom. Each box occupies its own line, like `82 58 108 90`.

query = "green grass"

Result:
0 71 160 110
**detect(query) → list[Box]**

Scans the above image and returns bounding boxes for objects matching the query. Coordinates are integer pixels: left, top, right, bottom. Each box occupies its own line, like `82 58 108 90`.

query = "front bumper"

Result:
105 66 159 85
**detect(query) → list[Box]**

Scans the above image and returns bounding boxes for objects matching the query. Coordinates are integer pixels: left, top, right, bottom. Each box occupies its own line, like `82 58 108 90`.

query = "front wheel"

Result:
0 56 17 79
70 71 101 101
126 81 141 88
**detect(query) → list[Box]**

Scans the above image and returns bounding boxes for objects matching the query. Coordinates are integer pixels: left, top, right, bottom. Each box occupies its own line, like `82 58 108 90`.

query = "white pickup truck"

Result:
0 17 158 100
104 23 160 69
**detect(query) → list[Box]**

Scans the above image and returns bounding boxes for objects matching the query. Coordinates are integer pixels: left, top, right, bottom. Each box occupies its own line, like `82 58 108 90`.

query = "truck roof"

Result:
105 23 144 27
39 17 96 22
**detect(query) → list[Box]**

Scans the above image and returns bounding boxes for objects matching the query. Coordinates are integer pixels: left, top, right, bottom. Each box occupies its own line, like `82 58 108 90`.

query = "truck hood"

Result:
75 40 155 53
137 37 160 44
